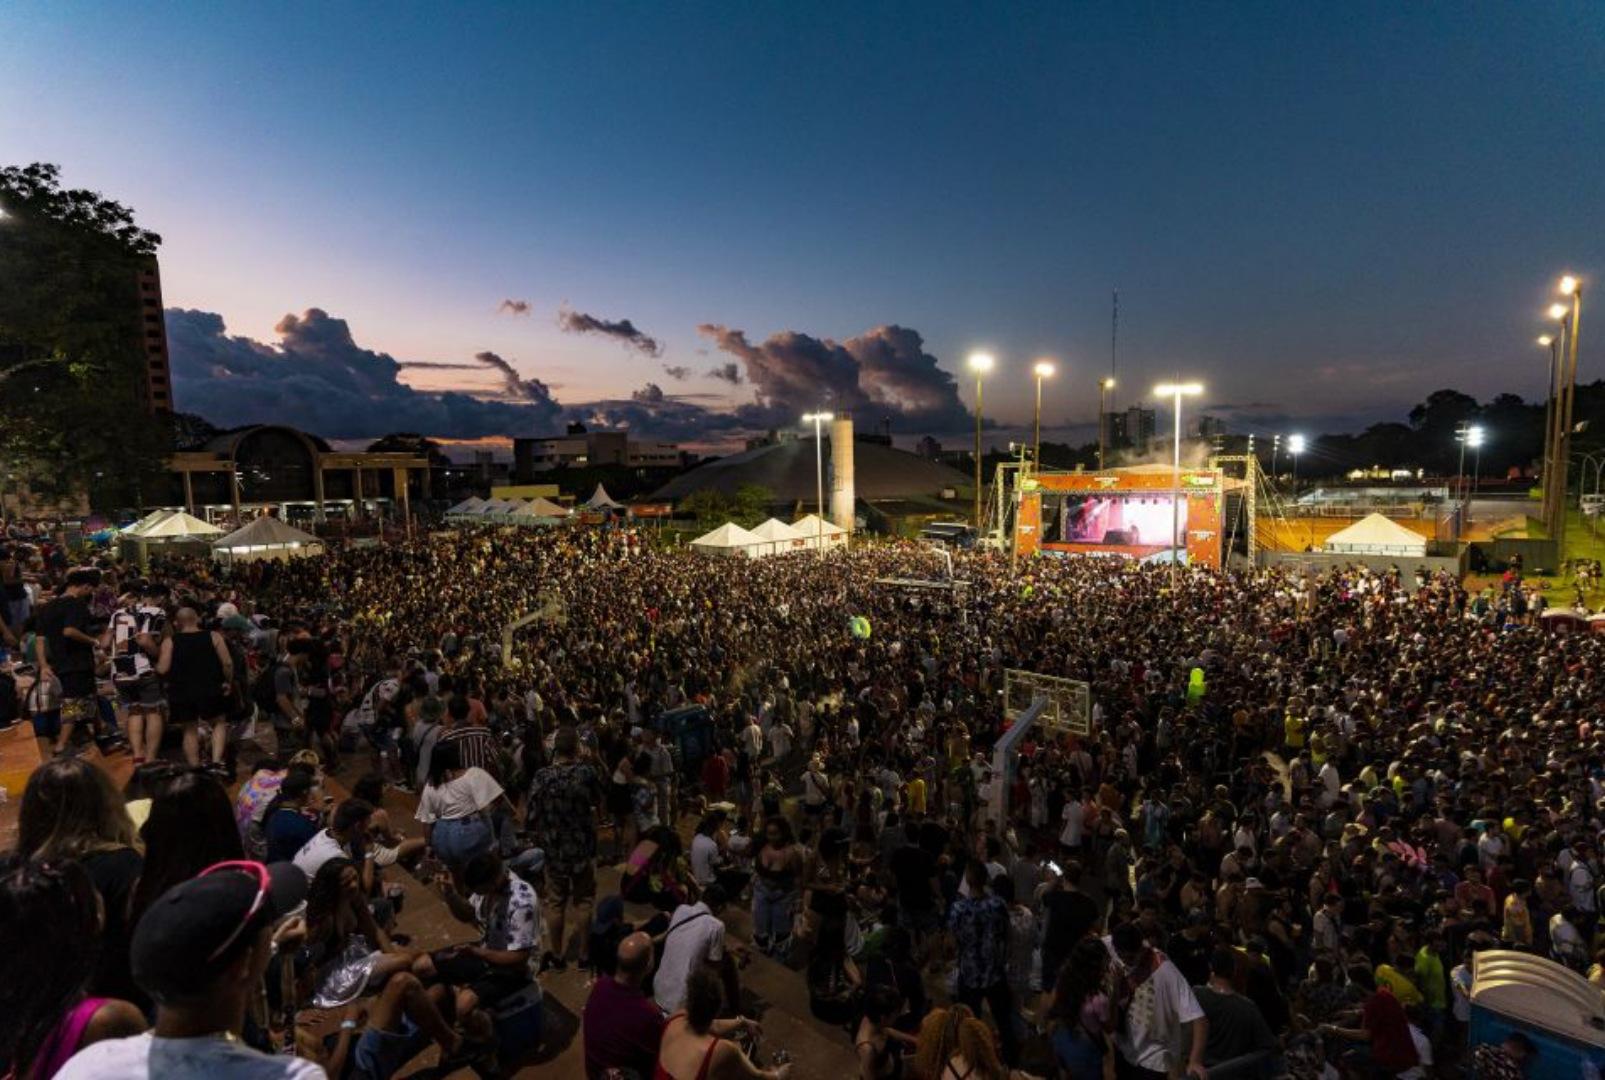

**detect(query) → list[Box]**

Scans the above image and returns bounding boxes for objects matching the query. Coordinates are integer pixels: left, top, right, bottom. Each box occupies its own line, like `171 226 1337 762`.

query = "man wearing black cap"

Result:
56 860 323 1078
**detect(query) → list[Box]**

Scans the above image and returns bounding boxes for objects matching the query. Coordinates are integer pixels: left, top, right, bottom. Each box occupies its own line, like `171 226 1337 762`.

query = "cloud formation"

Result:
166 307 563 439
556 304 662 357
662 365 691 381
498 298 531 316
707 362 743 385
697 323 972 432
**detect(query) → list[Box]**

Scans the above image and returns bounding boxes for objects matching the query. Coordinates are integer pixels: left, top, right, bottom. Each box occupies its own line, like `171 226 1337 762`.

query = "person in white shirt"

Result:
654 885 734 1015
294 799 375 884
1107 923 1208 1080
1060 793 1086 852
58 861 323 1080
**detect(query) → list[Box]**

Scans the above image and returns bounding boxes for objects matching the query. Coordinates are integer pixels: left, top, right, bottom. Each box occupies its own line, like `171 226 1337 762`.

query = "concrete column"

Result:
229 468 241 523
182 470 195 515
312 465 327 523
395 467 412 538
354 466 364 519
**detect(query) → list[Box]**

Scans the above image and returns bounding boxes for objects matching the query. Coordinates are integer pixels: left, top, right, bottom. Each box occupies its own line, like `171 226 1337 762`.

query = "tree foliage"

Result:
677 484 776 528
0 163 171 507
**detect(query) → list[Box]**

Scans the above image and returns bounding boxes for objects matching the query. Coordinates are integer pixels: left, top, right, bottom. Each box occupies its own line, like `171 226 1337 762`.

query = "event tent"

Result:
212 514 326 564
122 508 177 536
792 513 848 549
119 511 223 566
445 496 487 517
688 522 762 558
527 497 570 518
748 517 807 556
582 484 626 511
1320 513 1429 557
503 498 568 526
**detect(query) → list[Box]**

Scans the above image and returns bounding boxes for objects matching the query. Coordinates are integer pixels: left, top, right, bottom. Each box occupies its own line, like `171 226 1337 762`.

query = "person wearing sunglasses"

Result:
55 859 323 1079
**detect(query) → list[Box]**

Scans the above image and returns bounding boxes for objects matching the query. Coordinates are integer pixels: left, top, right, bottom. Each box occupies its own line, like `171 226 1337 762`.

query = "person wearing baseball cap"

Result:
56 860 323 1079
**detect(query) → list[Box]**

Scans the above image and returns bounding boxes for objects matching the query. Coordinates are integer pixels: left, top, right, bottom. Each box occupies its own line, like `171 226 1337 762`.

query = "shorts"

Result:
432 816 495 869
170 698 228 726
115 676 165 709
545 861 596 906
430 949 532 1009
353 1016 430 1080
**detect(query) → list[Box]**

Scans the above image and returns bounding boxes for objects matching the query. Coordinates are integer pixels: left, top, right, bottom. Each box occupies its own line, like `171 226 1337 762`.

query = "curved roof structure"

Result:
651 438 968 502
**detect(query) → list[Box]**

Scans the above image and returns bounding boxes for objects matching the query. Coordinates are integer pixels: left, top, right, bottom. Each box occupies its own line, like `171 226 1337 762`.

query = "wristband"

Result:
341 1019 359 1031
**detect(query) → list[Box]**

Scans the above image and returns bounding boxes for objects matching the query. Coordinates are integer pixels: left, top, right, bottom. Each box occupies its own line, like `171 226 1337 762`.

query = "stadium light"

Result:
802 412 835 556
1288 433 1306 494
1153 382 1204 581
1098 377 1116 470
1032 360 1055 471
968 353 995 528
1561 275 1580 296
1549 303 1570 321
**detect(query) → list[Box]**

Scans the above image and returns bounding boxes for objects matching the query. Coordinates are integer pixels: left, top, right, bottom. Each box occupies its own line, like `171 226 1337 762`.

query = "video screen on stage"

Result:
1055 493 1186 547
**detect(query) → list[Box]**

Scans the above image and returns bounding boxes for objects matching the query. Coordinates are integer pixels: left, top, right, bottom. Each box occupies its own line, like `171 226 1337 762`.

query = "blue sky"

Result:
3 2 1602 445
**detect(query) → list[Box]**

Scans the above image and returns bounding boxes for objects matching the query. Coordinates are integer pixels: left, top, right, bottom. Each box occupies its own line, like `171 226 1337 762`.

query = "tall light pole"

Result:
1154 382 1203 580
1288 434 1306 496
802 411 834 556
1467 424 1486 497
1554 275 1584 555
1539 333 1560 526
1032 360 1055 473
1271 433 1282 484
969 353 994 531
1097 377 1115 470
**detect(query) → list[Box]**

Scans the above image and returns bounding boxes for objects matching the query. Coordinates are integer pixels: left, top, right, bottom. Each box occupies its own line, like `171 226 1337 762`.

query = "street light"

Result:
1153 382 1203 579
1288 434 1306 495
968 353 994 531
1466 424 1486 496
1097 377 1115 470
801 411 834 555
1032 361 1055 472
1539 335 1560 525
1548 275 1584 553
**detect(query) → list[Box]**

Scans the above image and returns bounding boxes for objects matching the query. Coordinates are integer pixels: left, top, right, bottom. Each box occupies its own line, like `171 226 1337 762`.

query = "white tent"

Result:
792 513 848 549
445 496 487 517
139 511 223 540
527 497 570 518
582 484 626 511
688 522 762 558
212 515 326 564
1321 513 1429 557
748 517 807 556
123 508 177 537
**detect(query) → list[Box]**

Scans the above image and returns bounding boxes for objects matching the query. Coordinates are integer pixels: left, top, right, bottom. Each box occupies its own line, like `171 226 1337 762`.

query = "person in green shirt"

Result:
1414 929 1448 1036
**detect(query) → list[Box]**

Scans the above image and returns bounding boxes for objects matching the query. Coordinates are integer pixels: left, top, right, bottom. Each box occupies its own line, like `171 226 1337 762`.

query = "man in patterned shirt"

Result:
527 725 603 971
947 859 1017 1066
428 849 542 1038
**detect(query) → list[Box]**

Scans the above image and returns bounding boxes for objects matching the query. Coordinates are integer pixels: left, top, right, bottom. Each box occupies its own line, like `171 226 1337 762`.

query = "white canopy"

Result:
792 513 848 548
1320 513 1428 557
689 522 762 557
212 515 326 562
582 484 626 510
748 517 807 556
123 509 177 537
527 497 570 517
446 496 487 516
138 511 223 539
502 497 568 525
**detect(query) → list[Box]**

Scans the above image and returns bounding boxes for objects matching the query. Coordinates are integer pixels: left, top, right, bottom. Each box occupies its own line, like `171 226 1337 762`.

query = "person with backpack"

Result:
255 638 308 755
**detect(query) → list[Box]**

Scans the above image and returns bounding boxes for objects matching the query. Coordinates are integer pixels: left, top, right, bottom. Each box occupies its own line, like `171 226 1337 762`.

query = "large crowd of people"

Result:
1 519 1598 1080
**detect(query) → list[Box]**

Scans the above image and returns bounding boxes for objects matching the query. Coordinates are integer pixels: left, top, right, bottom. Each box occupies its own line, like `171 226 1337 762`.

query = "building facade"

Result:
137 261 173 413
512 428 686 480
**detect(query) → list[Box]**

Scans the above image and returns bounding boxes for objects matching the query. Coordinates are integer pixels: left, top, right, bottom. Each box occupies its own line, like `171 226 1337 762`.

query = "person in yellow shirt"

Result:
905 773 927 816
1284 711 1308 752
1503 881 1534 948
1374 956 1423 1008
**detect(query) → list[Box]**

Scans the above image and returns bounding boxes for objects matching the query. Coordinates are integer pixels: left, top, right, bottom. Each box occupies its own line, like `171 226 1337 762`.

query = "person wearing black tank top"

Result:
156 607 234 771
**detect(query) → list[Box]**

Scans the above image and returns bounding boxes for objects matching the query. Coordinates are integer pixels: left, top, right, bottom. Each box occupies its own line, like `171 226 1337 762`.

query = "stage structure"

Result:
989 668 1092 825
1013 465 1229 568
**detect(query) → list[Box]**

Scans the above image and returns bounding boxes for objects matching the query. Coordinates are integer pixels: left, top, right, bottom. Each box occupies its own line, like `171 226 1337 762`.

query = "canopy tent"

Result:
582 484 626 511
118 511 223 567
1320 513 1429 557
527 497 570 518
212 514 326 564
748 517 807 556
445 496 487 517
688 522 762 558
791 513 848 549
476 498 520 518
122 508 177 537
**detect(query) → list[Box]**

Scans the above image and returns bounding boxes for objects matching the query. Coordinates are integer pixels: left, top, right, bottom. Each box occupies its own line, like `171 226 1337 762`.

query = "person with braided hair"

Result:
0 854 146 1079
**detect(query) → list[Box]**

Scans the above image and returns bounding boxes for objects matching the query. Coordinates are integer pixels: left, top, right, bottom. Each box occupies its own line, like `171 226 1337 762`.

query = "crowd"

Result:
1 520 1598 1080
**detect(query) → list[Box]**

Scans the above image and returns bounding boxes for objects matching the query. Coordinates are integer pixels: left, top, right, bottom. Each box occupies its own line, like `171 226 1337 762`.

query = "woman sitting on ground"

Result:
855 983 916 1080
654 967 791 1080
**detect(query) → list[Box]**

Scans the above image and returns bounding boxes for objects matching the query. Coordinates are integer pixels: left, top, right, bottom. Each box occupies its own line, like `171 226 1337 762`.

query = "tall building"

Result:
136 260 173 413
1102 405 1156 451
511 427 687 481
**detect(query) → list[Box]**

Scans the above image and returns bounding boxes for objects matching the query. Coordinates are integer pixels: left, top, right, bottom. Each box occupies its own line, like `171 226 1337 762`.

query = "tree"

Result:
0 163 170 507
728 484 775 527
678 489 730 526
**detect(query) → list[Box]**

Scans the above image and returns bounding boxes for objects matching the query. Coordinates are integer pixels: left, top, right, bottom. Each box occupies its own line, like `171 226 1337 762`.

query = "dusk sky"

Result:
4 3 1603 447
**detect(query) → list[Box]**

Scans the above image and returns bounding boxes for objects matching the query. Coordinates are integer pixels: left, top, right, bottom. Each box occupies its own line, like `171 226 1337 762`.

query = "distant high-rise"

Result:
136 260 173 412
1102 404 1156 451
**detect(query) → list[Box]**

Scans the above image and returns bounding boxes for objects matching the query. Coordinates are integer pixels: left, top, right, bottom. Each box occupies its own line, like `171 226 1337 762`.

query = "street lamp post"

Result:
802 411 834 556
1554 276 1584 556
1098 377 1115 470
1467 425 1486 497
1539 334 1560 527
1154 382 1203 581
1032 361 1055 474
1288 434 1306 497
969 353 994 532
